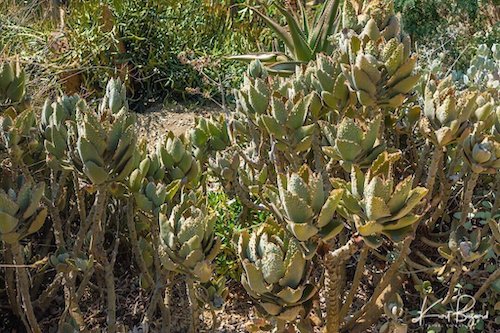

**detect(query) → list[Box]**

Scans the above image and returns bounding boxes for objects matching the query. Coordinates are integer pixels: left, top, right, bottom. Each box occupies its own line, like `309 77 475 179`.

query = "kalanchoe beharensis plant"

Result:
0 177 47 333
339 0 418 110
420 76 477 148
0 60 26 111
321 114 384 171
99 77 128 114
157 131 200 185
333 151 428 248
2 2 500 332
1 107 38 162
159 193 221 332
437 225 491 304
74 107 138 187
190 115 230 160
40 95 82 171
264 165 344 257
159 194 220 282
418 76 478 198
459 132 500 224
237 222 318 331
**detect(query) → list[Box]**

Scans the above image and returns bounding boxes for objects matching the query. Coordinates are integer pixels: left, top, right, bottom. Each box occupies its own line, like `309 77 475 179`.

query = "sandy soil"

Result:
135 102 221 150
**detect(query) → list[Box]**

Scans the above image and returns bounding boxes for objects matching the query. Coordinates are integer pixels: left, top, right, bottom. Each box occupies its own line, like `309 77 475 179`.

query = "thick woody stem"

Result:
33 273 62 311
343 237 412 330
126 197 154 286
12 242 42 333
4 243 26 325
467 269 500 308
425 147 443 200
186 278 199 333
42 196 66 247
413 142 430 187
73 172 87 224
460 172 479 225
442 268 461 305
89 189 116 333
324 239 360 333
339 246 368 320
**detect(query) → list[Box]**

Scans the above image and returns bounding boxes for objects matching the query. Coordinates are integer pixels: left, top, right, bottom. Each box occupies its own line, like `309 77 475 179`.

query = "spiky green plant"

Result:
462 133 500 175
0 179 46 244
229 0 341 75
99 77 128 114
420 77 477 148
74 108 138 187
41 95 82 171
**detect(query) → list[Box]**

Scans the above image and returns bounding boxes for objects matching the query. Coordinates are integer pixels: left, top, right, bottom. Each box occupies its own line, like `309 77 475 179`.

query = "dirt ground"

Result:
135 102 222 150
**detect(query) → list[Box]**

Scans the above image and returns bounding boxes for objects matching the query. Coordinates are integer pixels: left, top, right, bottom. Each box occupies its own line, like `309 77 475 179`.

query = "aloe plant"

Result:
229 0 341 75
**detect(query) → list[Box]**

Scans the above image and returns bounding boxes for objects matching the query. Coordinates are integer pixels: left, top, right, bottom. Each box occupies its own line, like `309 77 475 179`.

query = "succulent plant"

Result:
229 0 341 75
340 1 417 110
49 248 92 274
420 77 477 147
208 151 240 186
237 222 318 323
99 77 128 114
159 196 220 283
75 107 138 186
321 115 384 171
236 75 271 117
308 54 354 115
190 116 230 160
0 60 26 106
1 108 37 161
471 92 497 132
41 96 82 170
438 226 490 264
132 181 180 213
332 151 427 247
460 43 500 90
265 166 344 255
462 133 500 174
0 179 47 244
195 276 229 310
157 132 200 184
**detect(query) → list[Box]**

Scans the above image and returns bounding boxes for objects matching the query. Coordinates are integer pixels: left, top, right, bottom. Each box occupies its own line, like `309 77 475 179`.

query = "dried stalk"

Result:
442 268 461 305
33 273 62 311
3 243 24 321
